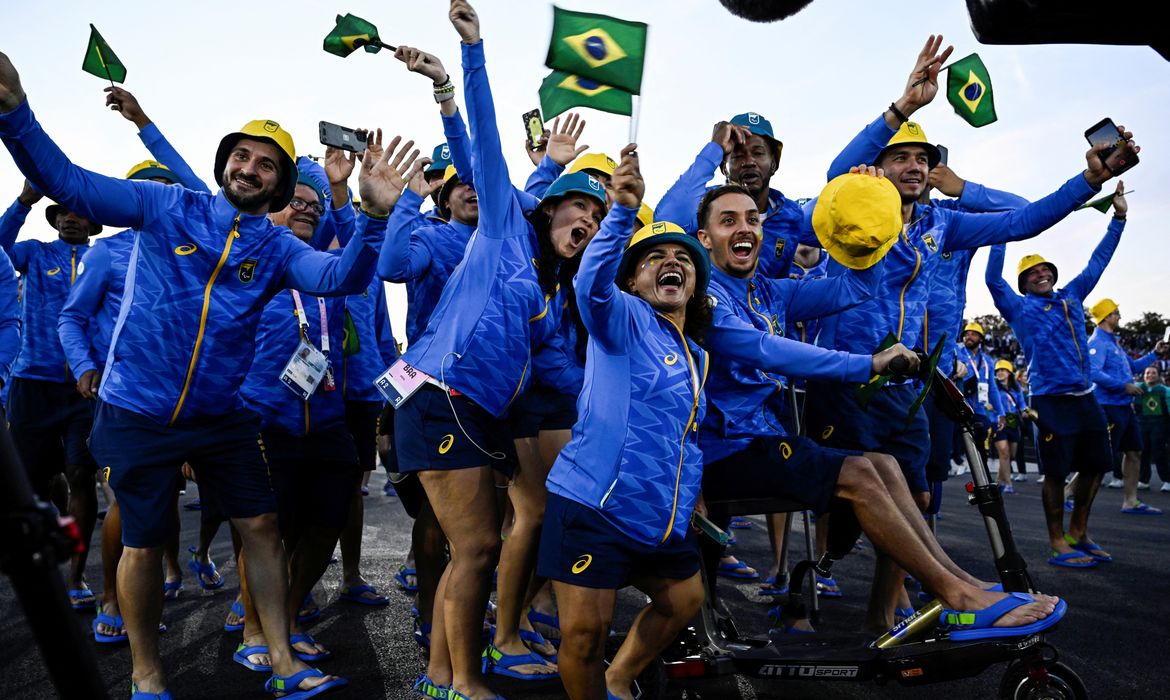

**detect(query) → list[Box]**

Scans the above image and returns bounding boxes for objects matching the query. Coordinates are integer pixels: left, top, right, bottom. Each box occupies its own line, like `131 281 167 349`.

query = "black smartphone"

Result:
936 144 949 167
522 109 544 151
1084 118 1139 176
319 121 368 153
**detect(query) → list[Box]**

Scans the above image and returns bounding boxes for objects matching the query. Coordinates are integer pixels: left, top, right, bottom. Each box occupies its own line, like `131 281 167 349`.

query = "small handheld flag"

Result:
323 14 395 58
545 8 647 94
82 24 127 85
946 53 996 127
1077 190 1134 214
539 71 633 119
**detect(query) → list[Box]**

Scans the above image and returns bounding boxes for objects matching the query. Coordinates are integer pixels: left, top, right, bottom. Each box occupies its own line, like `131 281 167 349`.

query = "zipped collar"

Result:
212 190 281 236
710 265 754 295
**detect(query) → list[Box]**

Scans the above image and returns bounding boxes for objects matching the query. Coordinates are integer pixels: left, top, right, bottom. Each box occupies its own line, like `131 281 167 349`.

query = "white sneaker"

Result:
1036 475 1046 484
1105 478 1124 489
1138 482 1150 491
1160 483 1170 493
1012 474 1027 482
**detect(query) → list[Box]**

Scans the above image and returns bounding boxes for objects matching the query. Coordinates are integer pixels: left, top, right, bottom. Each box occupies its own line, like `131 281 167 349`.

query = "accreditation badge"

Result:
375 358 432 409
280 339 329 400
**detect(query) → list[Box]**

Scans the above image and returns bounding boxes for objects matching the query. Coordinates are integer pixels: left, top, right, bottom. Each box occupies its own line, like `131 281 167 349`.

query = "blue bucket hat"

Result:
426 143 452 175
540 171 607 210
125 159 181 185
729 112 783 161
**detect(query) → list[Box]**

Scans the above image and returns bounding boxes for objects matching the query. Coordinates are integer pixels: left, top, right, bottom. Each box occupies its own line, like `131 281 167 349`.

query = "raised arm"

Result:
524 113 588 199
57 242 111 381
783 263 880 323
655 122 744 233
984 244 1021 322
377 189 433 282
0 181 37 252
1065 184 1127 301
105 86 210 193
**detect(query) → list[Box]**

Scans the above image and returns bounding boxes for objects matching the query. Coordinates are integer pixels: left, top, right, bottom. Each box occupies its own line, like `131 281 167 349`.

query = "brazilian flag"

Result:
1077 189 1133 214
323 14 383 57
946 53 996 127
539 71 633 119
545 7 647 95
82 24 127 83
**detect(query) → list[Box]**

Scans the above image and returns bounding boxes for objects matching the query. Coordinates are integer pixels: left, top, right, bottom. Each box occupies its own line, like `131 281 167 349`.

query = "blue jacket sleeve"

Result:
655 141 722 233
372 282 399 365
1089 336 1125 392
376 190 430 282
1065 218 1125 302
324 197 357 248
1130 351 1157 375
0 248 18 379
57 242 111 377
0 197 31 252
955 181 1030 212
525 155 564 199
137 122 209 193
704 296 873 382
574 203 640 353
941 173 1098 253
985 244 1022 323
0 100 171 231
986 364 1005 421
783 263 879 322
281 212 384 295
442 109 474 183
827 114 895 180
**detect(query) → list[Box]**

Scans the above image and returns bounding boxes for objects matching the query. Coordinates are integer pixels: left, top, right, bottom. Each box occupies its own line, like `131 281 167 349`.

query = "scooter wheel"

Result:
998 659 1088 700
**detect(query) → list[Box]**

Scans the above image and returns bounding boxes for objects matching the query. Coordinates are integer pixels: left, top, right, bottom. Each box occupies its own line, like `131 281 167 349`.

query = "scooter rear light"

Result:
664 658 708 679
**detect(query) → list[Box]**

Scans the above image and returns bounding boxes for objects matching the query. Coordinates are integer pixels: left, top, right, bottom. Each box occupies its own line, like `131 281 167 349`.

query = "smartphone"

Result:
1163 326 1170 343
936 144 949 166
1084 118 1139 176
522 109 544 151
319 121 368 153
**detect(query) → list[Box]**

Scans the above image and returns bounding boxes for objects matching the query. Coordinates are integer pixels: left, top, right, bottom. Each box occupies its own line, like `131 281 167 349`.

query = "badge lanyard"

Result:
291 290 336 391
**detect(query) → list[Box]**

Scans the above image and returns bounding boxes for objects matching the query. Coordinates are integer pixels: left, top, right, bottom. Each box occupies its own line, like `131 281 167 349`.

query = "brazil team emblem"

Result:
922 233 938 253
238 258 258 283
774 239 785 259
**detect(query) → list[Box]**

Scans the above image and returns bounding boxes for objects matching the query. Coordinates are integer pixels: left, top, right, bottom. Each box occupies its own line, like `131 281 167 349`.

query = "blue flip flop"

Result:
394 566 419 592
339 583 390 606
265 668 348 699
187 546 226 590
728 516 754 530
233 643 272 672
717 559 759 580
224 599 246 633
815 575 843 598
766 605 815 635
482 643 559 680
163 579 183 601
1121 501 1162 515
131 682 174 699
297 594 321 626
69 587 96 611
291 633 333 663
93 607 128 644
411 673 448 699
940 592 1068 641
1065 535 1113 563
1047 550 1097 569
759 572 790 597
182 499 202 511
520 628 557 662
527 609 561 647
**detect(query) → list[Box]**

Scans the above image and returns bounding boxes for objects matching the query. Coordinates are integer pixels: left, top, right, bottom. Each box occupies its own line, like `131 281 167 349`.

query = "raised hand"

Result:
711 121 749 157
1084 128 1138 187
546 113 589 166
1111 180 1128 217
17 178 42 207
394 45 448 84
927 162 965 198
324 145 358 187
104 86 150 129
358 134 419 216
608 143 644 210
847 164 885 179
449 0 481 44
525 126 551 166
898 35 954 114
0 51 27 113
406 158 442 199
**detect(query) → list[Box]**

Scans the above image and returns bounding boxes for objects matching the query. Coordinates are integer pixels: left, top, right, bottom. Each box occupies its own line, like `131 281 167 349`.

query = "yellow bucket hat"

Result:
995 359 1014 373
812 174 902 270
125 159 180 184
1016 254 1059 293
876 121 941 168
963 322 985 337
1089 298 1119 325
635 202 655 231
568 152 617 179
213 119 298 212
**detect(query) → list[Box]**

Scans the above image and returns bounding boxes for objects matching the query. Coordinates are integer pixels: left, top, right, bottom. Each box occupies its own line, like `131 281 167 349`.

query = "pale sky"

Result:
3 0 1168 339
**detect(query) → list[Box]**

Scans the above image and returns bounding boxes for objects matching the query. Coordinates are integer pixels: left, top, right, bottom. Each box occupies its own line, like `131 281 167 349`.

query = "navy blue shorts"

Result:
511 385 579 439
1031 394 1112 478
804 381 930 494
394 385 515 476
5 377 98 491
994 425 1021 444
924 397 955 483
702 435 860 515
345 400 383 472
264 425 361 536
90 402 276 548
1103 404 1143 454
537 493 700 589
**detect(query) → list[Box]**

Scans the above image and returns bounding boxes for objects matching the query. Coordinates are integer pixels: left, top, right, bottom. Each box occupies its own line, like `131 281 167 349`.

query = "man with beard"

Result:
0 48 410 697
956 322 1006 468
0 179 103 611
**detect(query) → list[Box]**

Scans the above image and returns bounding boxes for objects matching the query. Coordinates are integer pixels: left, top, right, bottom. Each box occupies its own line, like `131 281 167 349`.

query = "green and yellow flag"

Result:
82 24 126 83
323 14 385 57
1077 190 1133 214
946 53 996 127
539 71 633 119
545 8 647 95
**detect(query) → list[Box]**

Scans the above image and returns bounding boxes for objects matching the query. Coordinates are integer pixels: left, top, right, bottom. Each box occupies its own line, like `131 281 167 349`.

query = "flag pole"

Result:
910 60 959 89
94 44 115 89
628 95 640 144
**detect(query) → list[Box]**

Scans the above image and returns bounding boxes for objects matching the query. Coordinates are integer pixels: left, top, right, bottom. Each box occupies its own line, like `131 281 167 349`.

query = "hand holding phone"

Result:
522 109 544 151
319 121 369 153
1084 118 1139 176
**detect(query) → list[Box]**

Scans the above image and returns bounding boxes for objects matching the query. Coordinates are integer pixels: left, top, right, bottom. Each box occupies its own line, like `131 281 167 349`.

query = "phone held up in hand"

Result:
319 121 368 153
1084 118 1139 176
523 109 544 151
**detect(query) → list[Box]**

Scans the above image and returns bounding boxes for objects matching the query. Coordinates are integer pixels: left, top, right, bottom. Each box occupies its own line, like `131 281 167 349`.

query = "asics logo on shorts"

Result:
174 243 198 256
821 425 834 440
778 442 792 459
102 467 111 483
571 554 593 574
438 434 455 455
1044 433 1054 442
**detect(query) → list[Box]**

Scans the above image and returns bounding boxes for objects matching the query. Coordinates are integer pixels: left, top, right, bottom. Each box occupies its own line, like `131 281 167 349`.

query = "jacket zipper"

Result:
657 314 707 544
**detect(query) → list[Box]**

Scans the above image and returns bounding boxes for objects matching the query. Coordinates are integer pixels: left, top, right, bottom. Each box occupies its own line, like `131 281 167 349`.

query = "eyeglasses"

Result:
288 197 325 215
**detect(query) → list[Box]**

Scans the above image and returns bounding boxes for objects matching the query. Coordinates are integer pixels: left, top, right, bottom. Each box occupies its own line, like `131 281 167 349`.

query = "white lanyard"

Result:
291 290 330 355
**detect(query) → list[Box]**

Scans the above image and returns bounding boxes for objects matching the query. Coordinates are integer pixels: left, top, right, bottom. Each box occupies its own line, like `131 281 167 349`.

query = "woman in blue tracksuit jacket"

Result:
392 13 607 698
540 146 711 700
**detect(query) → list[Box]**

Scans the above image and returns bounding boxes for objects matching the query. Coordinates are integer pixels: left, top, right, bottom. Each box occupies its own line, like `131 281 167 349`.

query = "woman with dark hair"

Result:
387 3 607 699
539 144 712 700
993 359 1028 491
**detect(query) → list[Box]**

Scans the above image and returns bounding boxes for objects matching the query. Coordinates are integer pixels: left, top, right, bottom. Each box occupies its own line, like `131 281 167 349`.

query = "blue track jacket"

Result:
1089 328 1156 407
985 218 1126 397
955 344 1005 422
343 275 399 402
0 247 18 382
546 203 709 547
0 99 384 424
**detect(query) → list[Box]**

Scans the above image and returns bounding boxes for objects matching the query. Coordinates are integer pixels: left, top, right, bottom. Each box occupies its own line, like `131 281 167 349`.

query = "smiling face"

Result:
269 184 321 241
626 242 697 315
962 330 984 350
697 191 761 279
1022 263 1056 295
222 138 284 213
996 367 1010 383
447 182 479 225
725 133 777 199
53 208 95 244
545 193 605 259
878 145 930 203
1145 366 1161 385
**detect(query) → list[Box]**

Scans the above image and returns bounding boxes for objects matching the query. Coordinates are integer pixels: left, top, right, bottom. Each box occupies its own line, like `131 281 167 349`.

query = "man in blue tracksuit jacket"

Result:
0 50 414 695
985 183 1133 571
655 112 818 280
955 322 1006 466
1087 297 1165 514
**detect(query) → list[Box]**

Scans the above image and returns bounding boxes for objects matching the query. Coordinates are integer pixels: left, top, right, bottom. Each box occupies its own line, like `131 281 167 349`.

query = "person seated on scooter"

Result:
539 147 710 700
698 171 1067 638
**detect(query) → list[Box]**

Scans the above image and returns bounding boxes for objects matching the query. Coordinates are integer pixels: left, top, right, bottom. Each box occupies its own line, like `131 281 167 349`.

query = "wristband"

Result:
888 102 909 124
360 207 390 220
433 77 456 104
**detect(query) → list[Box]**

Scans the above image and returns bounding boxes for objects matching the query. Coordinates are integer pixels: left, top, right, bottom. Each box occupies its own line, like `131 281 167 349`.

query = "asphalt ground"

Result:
1 466 1168 699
